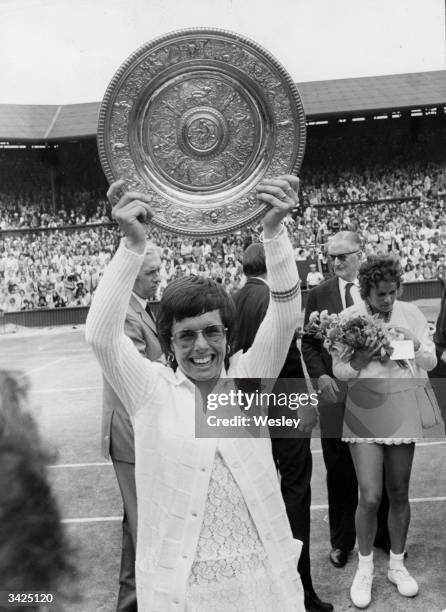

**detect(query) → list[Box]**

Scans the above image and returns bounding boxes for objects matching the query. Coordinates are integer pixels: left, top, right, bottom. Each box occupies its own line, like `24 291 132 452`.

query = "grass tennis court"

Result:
1 323 445 612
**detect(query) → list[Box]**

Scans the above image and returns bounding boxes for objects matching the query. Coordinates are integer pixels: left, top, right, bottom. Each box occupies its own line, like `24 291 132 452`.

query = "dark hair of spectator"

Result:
156 276 237 370
0 371 77 608
242 243 266 277
358 255 404 300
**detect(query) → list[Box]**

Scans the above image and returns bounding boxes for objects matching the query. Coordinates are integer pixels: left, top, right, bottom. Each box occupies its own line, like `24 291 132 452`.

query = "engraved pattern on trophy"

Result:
183 112 221 154
97 29 306 236
144 77 258 190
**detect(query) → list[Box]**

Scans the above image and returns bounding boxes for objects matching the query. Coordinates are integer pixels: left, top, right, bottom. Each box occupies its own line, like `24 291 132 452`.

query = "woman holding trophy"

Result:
86 175 305 611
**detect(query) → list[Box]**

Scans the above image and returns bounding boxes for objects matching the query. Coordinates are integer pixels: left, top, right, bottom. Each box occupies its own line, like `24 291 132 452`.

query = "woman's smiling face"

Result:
170 309 227 382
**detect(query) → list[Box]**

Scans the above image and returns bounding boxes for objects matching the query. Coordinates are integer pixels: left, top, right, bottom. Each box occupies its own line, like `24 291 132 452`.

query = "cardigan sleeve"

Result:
85 239 157 416
407 303 437 372
236 227 301 380
332 353 361 381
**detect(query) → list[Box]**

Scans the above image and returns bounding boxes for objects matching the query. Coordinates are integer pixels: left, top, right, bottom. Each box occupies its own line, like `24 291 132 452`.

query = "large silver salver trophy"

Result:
97 28 306 236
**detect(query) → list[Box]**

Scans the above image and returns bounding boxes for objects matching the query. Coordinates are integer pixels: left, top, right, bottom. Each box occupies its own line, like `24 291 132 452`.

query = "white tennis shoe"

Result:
387 566 419 597
350 566 374 608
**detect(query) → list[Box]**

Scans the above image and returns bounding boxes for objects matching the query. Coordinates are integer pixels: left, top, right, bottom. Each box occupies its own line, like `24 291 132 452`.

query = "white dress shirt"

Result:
338 277 360 309
131 291 147 311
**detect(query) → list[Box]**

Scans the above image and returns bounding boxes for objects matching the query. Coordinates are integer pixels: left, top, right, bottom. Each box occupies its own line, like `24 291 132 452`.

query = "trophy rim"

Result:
97 27 306 236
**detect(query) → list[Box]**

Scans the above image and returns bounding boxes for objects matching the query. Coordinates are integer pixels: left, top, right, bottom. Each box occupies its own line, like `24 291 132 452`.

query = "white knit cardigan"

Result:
86 229 304 612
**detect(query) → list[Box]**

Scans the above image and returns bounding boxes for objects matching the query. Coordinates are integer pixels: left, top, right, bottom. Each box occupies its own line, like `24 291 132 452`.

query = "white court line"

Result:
2 349 91 358
22 357 67 377
311 496 446 511
414 440 446 447
409 496 446 503
62 516 122 524
35 338 84 352
33 386 102 394
49 461 111 469
62 496 446 524
48 443 446 468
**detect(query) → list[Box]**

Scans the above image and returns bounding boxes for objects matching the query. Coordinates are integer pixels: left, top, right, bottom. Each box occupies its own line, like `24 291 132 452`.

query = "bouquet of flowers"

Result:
303 310 407 367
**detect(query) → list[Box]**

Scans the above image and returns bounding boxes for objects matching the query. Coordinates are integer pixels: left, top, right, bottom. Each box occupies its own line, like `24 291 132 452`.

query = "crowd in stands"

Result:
1 115 446 312
0 226 118 312
1 158 445 230
2 191 446 312
300 160 446 206
0 197 109 230
0 141 109 230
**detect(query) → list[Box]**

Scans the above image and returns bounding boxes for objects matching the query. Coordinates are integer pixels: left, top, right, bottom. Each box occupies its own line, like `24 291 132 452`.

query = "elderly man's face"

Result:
327 237 361 282
133 252 161 300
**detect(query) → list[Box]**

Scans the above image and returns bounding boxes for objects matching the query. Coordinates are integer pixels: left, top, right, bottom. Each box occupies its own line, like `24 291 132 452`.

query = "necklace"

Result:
365 301 392 323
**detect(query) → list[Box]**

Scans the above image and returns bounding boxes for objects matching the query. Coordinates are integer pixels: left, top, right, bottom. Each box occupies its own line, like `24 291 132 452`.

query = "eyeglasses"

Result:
171 324 227 348
327 250 360 262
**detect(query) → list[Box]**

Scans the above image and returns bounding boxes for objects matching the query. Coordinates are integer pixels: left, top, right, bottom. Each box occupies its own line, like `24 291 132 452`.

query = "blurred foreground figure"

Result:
0 371 76 611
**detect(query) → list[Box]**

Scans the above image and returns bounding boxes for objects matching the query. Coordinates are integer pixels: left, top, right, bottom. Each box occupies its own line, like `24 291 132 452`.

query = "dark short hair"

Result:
358 255 403 299
157 276 237 358
242 243 266 277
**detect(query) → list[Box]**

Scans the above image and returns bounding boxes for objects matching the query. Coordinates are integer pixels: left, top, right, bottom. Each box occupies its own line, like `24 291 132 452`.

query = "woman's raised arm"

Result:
238 176 301 380
86 181 159 415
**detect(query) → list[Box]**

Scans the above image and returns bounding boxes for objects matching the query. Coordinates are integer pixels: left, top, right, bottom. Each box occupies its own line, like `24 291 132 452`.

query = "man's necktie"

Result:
345 282 354 308
145 302 155 322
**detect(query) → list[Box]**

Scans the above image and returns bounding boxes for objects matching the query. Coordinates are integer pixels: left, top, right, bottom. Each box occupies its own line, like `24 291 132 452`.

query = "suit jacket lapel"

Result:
129 294 158 335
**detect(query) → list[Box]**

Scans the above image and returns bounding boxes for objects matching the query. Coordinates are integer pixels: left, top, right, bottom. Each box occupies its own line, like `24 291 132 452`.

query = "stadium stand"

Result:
0 70 445 321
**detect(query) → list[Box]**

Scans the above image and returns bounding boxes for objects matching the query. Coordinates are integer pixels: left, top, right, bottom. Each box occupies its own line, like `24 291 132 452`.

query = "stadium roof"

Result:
300 70 446 118
0 70 444 142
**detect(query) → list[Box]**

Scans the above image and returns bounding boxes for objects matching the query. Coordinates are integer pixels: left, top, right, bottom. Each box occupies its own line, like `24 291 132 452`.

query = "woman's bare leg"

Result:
383 442 415 554
349 442 384 555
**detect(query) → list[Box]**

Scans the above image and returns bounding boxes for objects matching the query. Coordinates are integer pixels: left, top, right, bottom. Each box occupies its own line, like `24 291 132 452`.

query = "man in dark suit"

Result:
234 243 333 612
102 244 162 612
428 279 446 432
301 231 390 569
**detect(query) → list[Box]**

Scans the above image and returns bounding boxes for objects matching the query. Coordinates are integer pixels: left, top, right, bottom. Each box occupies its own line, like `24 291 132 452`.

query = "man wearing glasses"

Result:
302 231 390 569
